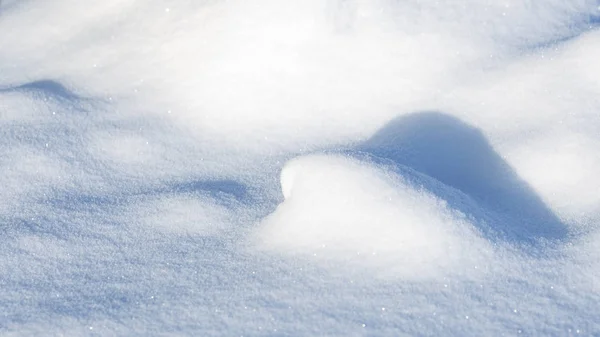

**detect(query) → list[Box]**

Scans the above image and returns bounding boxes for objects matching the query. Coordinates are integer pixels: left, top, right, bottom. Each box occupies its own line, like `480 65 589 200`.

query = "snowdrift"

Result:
2 0 600 335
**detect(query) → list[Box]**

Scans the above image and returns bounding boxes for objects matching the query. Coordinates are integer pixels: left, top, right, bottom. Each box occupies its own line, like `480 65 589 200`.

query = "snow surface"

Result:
1 0 600 335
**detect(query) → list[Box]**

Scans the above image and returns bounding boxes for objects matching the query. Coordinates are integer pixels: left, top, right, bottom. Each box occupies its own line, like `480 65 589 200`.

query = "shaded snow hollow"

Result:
2 0 600 335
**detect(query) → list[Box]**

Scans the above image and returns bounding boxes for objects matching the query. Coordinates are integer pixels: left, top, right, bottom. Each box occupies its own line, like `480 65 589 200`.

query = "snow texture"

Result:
1 0 600 335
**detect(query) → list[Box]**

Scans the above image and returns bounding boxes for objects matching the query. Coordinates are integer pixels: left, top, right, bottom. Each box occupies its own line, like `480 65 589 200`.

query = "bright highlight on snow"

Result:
1 0 600 335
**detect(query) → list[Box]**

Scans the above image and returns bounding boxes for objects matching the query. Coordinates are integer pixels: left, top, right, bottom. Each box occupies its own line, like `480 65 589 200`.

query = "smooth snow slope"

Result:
1 0 600 335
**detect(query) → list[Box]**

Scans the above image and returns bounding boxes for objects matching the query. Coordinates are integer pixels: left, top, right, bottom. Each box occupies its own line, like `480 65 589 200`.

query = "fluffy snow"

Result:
258 154 495 280
1 0 600 335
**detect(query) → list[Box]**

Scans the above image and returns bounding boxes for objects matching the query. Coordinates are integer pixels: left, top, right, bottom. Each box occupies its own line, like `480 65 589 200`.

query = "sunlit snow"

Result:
1 0 600 335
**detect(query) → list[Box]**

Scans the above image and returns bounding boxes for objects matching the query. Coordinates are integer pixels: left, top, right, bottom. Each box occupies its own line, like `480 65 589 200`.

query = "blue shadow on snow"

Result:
0 79 82 102
357 111 566 244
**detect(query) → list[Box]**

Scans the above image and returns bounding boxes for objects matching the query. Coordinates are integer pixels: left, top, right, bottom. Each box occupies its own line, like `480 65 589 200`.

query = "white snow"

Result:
258 154 493 280
1 0 600 335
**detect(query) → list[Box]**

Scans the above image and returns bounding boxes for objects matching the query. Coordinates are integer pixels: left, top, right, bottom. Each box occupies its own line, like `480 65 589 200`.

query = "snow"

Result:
259 153 494 280
1 0 600 335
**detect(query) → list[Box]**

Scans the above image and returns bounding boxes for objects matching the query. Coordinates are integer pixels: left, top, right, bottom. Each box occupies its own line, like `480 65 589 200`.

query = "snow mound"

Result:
258 154 492 279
